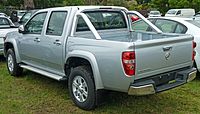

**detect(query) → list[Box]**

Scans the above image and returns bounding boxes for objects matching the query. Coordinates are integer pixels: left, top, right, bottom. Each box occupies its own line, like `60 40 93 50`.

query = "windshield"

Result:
186 20 200 28
18 11 26 17
167 10 176 14
150 11 160 15
20 12 32 23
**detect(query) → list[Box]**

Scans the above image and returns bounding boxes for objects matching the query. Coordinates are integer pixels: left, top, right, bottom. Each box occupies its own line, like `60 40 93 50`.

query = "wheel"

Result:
68 66 96 110
6 49 23 76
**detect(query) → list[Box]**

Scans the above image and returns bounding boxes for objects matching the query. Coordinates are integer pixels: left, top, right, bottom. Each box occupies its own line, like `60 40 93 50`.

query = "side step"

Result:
20 64 66 81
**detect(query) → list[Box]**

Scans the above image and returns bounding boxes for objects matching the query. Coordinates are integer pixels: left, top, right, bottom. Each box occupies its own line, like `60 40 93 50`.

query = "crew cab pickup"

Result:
4 6 197 110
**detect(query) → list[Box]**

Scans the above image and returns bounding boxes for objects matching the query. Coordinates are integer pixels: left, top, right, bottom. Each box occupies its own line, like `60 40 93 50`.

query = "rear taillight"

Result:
122 51 135 76
192 41 196 61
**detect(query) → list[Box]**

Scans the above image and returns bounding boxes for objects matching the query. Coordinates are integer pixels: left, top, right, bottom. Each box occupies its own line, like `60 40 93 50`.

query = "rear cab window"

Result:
76 11 127 32
75 10 128 40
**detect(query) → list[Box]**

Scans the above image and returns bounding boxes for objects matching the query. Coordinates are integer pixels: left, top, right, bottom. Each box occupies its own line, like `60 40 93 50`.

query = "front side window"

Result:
46 11 68 36
176 10 181 15
25 12 47 34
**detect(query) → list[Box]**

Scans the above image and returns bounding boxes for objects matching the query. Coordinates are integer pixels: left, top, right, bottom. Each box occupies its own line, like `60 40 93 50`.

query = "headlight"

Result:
0 37 6 42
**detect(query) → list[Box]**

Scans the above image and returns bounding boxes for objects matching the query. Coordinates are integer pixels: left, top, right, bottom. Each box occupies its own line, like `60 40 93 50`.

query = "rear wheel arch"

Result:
65 57 93 79
64 53 104 90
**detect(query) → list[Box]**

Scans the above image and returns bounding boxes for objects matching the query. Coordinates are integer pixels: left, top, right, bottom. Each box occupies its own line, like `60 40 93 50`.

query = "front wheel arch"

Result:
6 48 23 76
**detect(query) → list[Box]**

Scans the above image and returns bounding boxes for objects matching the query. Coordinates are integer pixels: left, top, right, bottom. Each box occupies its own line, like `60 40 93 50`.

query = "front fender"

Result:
66 50 104 90
4 38 21 63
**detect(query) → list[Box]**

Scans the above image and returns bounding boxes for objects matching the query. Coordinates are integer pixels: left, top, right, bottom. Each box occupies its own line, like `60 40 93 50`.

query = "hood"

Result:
0 28 18 37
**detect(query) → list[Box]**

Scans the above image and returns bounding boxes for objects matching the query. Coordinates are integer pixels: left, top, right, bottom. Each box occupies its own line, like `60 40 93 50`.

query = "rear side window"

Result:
154 19 187 33
76 11 127 31
154 19 177 33
46 11 68 36
175 24 187 33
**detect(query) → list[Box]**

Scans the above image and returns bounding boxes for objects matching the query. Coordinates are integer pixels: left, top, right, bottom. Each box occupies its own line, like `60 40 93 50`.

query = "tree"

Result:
150 0 169 14
5 0 24 9
136 0 151 4
168 0 190 8
63 0 85 6
24 0 35 9
34 0 64 8
192 0 200 12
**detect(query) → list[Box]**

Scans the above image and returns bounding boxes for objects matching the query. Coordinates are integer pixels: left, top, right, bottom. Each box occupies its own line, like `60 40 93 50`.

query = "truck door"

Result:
41 10 69 74
19 12 47 66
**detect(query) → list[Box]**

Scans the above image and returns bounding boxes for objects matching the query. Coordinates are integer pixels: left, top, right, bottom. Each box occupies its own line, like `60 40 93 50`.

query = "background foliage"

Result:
1 0 200 14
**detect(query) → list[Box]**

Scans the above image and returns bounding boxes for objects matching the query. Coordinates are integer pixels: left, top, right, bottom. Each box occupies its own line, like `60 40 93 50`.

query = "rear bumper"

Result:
128 67 196 95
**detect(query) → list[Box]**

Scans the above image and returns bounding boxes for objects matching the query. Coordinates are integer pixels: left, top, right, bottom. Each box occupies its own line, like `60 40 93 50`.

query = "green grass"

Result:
1 57 200 114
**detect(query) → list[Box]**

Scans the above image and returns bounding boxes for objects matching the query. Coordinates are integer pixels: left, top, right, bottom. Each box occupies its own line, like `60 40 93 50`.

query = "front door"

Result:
19 12 47 68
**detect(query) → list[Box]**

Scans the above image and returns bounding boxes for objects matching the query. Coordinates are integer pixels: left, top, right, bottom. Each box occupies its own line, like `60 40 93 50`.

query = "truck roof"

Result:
37 6 128 12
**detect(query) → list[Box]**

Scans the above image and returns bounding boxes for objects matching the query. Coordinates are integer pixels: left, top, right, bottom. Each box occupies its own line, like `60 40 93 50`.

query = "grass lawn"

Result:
1 56 200 114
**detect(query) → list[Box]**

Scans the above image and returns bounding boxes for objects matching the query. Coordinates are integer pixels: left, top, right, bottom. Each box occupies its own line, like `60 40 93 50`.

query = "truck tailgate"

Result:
134 35 193 80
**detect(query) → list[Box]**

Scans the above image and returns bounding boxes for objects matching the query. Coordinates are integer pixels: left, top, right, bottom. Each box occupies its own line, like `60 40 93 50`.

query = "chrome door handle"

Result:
53 40 62 46
34 38 40 42
163 46 172 51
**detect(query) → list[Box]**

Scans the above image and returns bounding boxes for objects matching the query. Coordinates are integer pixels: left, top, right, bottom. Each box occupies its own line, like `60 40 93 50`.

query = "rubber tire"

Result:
6 49 23 76
68 66 96 110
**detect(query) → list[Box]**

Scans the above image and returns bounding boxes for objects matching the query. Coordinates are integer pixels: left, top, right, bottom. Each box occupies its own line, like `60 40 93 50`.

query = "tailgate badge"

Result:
165 52 171 60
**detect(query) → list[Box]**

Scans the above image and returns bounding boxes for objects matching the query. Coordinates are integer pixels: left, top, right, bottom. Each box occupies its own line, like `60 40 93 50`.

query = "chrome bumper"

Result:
187 70 197 82
128 84 155 95
128 68 196 96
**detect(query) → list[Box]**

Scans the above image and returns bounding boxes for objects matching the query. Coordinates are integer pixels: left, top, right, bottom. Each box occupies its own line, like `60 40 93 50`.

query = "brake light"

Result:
192 41 196 61
193 41 196 48
122 51 135 76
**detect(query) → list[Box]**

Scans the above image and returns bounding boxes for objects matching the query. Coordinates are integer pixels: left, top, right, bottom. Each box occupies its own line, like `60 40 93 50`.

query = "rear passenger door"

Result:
41 11 68 74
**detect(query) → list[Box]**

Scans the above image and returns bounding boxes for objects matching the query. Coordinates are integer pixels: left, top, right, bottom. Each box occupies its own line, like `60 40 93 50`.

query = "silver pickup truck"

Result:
4 6 197 110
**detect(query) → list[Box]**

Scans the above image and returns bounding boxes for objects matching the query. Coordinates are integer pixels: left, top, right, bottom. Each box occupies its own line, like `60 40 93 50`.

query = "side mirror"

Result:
18 25 25 33
18 20 22 24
